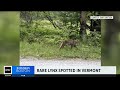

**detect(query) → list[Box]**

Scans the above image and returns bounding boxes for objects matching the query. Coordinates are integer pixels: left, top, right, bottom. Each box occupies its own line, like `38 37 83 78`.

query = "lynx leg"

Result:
59 42 64 49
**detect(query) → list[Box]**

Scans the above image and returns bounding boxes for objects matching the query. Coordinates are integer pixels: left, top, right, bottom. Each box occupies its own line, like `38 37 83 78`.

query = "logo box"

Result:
4 66 34 75
12 66 34 75
4 66 12 74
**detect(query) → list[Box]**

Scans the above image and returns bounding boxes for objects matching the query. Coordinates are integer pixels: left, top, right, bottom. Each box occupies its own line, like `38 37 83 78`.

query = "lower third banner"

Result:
12 66 34 77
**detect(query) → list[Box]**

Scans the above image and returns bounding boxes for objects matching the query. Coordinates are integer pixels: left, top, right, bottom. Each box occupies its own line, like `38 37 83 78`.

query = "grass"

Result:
20 41 101 60
0 51 19 74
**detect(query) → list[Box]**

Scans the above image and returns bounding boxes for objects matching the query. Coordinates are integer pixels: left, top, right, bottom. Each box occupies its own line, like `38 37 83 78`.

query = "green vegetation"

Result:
20 11 101 59
101 12 120 74
0 12 19 74
20 41 101 59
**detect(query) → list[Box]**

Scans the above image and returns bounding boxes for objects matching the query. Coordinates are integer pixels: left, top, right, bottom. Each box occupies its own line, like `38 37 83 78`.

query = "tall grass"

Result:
20 41 101 60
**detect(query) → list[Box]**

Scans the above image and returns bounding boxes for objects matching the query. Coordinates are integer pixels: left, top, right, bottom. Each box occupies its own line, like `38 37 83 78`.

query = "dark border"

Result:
0 0 120 11
0 74 119 77
0 74 119 84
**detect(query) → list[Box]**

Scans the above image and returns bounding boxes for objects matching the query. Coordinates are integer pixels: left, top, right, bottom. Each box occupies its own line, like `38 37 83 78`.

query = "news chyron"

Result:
4 66 34 77
3 65 116 77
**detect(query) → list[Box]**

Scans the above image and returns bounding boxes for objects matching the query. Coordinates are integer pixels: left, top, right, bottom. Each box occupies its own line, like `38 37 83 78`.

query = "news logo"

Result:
12 66 34 77
4 66 12 74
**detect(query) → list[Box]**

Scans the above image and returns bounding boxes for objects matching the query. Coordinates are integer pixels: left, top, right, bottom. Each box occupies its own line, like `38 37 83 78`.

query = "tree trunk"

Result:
79 11 87 41
90 19 94 31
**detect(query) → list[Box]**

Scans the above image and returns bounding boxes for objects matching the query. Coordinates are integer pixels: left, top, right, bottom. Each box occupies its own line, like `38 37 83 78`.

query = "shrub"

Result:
87 31 101 47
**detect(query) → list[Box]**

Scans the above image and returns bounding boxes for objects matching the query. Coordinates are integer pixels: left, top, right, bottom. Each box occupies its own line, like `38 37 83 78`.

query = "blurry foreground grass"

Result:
0 12 19 74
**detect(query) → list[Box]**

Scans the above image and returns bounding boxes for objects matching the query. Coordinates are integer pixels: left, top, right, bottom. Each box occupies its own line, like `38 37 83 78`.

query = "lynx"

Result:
59 39 79 49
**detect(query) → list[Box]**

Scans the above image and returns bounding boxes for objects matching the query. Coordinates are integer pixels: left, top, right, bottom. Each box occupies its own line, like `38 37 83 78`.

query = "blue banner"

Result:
12 66 34 75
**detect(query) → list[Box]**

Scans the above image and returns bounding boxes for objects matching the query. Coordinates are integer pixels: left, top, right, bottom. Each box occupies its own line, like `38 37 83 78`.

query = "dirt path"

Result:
20 57 101 68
